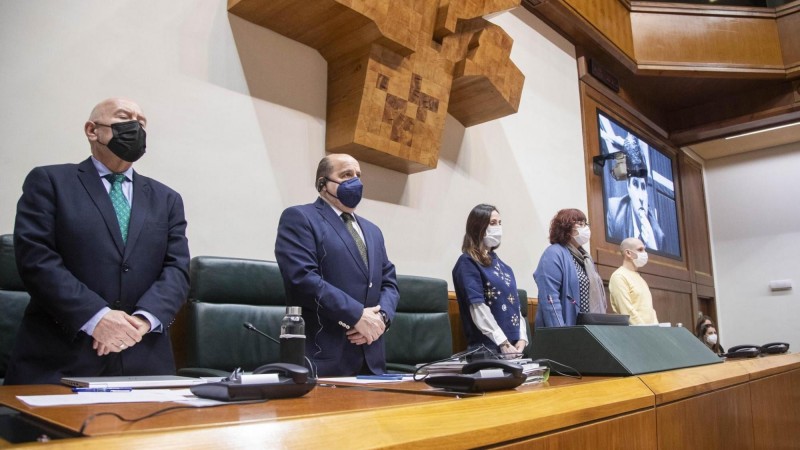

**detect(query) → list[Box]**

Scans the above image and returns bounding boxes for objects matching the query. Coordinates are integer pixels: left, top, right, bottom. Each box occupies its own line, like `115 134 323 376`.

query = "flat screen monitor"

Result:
597 109 682 260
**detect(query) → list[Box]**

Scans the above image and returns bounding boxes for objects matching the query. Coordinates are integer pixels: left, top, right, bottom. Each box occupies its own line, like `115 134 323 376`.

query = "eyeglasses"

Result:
574 221 589 227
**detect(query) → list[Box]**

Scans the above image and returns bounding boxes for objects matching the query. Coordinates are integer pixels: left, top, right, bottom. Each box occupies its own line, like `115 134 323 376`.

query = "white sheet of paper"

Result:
16 389 222 407
317 376 412 384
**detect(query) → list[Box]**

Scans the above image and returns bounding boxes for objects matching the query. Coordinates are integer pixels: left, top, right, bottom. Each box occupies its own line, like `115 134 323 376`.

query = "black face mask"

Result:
95 120 147 162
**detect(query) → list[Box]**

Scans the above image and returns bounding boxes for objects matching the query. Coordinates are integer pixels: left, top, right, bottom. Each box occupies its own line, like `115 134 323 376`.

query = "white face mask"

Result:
483 225 502 248
573 225 591 246
631 250 648 268
705 333 718 345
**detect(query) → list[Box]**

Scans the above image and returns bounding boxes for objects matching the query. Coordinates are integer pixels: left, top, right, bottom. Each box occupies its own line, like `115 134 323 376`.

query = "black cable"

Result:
533 358 582 379
78 399 265 434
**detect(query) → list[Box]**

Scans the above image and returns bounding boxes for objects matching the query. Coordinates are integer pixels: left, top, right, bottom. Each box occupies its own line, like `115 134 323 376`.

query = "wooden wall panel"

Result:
527 0 798 153
679 155 714 286
497 410 657 450
650 288 693 329
749 369 800 449
656 384 755 450
631 12 784 73
777 3 800 77
562 0 635 58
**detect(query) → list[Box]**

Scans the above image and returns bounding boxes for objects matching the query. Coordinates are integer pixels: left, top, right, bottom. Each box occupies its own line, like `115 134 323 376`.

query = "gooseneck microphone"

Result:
547 295 565 327
243 322 281 345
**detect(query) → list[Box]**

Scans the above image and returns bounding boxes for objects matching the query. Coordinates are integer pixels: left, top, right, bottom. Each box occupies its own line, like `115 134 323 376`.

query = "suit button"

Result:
122 264 130 272
369 282 373 288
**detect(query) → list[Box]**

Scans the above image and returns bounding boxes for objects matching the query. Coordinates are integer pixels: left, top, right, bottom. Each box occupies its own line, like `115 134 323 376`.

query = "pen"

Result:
72 387 133 392
355 374 405 381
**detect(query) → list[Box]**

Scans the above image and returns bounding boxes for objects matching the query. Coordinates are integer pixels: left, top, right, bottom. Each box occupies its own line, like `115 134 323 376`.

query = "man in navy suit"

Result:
4 98 190 385
275 154 399 376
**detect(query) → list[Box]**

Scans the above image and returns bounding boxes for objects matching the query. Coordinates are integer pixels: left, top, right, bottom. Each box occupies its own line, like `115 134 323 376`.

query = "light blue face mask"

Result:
326 177 363 208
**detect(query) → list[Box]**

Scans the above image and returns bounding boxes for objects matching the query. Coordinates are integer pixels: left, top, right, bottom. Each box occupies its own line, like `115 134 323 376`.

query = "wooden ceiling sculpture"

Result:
229 0 525 173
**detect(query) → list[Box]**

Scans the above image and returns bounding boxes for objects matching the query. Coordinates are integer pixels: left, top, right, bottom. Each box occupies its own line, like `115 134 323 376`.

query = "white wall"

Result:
0 2 585 294
705 142 800 348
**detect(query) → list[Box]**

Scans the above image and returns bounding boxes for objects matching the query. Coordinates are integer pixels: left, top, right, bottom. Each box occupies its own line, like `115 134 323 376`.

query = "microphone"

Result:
243 322 280 345
568 295 578 312
547 295 565 327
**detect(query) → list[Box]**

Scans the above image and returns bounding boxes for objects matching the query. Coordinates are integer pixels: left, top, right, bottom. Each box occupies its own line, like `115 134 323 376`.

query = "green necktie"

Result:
341 213 368 267
104 174 130 243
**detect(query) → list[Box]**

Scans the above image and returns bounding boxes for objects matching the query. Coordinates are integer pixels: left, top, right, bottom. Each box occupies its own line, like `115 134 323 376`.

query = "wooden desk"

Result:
0 375 652 448
1 354 797 449
639 353 800 450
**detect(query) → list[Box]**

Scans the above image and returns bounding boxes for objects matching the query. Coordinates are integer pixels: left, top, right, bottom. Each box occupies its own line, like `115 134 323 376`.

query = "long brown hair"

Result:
462 204 497 266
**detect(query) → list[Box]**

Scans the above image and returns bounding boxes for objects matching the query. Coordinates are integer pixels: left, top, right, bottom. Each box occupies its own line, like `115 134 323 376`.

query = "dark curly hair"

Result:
549 208 586 245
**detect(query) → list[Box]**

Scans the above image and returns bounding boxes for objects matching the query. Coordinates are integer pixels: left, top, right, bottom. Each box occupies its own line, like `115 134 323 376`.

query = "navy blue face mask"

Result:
95 120 147 162
326 177 363 208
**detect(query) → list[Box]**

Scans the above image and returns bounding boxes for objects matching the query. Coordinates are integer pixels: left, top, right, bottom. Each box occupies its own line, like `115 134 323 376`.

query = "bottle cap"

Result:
286 306 302 315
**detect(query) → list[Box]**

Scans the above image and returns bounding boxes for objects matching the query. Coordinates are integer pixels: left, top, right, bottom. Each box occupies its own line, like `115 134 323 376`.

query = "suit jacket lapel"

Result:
314 198 369 279
124 171 149 259
77 158 125 255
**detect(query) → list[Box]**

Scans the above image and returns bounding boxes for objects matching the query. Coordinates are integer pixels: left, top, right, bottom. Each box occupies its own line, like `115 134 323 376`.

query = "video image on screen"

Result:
597 110 681 260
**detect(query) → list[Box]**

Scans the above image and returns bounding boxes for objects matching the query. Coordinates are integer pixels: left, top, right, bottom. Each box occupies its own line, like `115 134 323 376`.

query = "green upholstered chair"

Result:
178 256 287 377
0 234 30 384
384 275 453 373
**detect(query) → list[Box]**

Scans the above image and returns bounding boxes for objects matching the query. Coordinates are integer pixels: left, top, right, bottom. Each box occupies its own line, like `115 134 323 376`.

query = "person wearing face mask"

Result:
452 204 527 357
5 98 190 385
533 209 607 327
698 323 725 355
608 238 659 325
275 154 399 376
695 316 724 354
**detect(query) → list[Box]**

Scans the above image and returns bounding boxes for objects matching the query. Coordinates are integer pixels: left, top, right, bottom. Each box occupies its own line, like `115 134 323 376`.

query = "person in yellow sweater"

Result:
608 238 659 325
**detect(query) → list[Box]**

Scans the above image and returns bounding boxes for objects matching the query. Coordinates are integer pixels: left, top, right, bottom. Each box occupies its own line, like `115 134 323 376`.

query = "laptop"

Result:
61 375 208 389
576 312 630 326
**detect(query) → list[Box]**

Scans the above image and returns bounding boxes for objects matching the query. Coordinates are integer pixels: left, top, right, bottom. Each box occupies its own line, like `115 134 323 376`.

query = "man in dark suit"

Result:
275 154 399 376
4 98 190 385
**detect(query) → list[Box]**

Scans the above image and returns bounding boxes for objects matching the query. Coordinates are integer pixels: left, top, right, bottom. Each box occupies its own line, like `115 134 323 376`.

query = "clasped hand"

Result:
92 310 151 356
347 305 385 346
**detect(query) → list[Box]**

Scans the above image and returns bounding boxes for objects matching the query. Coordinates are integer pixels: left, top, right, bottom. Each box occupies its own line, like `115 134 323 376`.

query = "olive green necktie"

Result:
341 213 368 267
104 174 130 243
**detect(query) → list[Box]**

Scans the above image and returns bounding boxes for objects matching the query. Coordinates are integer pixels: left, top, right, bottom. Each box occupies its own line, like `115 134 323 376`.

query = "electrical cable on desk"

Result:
78 399 265 434
533 358 582 379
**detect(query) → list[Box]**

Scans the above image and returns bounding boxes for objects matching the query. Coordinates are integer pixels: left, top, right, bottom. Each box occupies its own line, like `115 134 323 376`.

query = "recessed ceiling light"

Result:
725 122 800 140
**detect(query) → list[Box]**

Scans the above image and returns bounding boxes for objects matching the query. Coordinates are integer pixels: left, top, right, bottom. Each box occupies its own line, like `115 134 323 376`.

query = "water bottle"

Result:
280 306 305 367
